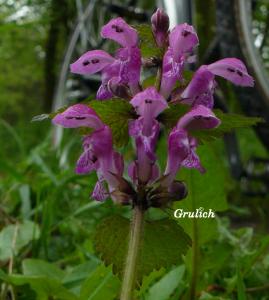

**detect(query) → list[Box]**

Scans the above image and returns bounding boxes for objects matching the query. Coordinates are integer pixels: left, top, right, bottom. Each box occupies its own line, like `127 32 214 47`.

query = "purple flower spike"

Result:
207 58 254 87
70 50 115 75
177 104 220 130
169 23 199 61
52 104 103 130
101 17 138 48
130 87 167 136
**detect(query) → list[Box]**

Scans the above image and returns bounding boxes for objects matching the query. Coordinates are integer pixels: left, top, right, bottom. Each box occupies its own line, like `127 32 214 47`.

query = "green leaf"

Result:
89 99 136 148
158 104 190 129
2 259 78 300
32 106 68 122
133 24 164 58
191 110 263 144
237 267 247 300
94 215 191 282
22 259 65 280
7 274 77 300
0 269 8 282
79 264 121 300
142 76 156 89
145 265 185 300
0 221 40 262
135 268 166 298
63 261 100 293
175 142 228 244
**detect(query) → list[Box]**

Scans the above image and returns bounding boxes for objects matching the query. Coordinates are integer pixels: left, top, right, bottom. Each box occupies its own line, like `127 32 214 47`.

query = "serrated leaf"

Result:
32 106 68 122
31 114 50 122
94 215 191 282
158 104 190 129
89 99 136 148
79 264 120 300
133 24 164 58
145 265 185 300
191 110 263 144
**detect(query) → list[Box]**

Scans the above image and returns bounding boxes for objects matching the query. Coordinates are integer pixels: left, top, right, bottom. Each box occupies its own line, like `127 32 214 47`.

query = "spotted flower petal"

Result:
101 17 138 47
207 58 254 87
116 47 141 88
177 104 220 130
160 49 184 98
129 118 160 184
91 179 109 202
181 137 205 173
75 149 98 174
70 50 115 75
52 104 103 129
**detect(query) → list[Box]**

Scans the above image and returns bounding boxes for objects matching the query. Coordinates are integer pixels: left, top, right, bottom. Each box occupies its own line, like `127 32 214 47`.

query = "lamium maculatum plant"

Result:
44 8 259 300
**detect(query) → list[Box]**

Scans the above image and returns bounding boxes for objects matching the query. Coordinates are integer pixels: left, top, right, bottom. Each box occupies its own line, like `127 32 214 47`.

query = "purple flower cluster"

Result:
52 9 253 207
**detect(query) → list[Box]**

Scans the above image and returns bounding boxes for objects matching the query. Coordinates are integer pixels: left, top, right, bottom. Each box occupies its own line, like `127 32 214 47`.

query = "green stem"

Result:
120 206 144 300
155 66 163 92
189 171 199 300
189 218 199 300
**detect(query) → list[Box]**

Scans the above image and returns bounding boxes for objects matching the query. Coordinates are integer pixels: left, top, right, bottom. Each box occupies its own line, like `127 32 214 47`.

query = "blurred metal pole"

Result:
158 0 192 26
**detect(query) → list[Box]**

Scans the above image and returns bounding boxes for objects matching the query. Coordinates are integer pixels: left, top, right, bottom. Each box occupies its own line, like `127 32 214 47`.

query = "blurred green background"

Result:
0 1 269 300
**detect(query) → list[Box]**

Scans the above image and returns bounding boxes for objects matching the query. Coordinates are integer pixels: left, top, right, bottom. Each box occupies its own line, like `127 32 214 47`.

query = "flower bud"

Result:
110 173 136 205
145 180 187 208
169 180 188 201
111 190 133 205
151 8 170 47
108 78 132 99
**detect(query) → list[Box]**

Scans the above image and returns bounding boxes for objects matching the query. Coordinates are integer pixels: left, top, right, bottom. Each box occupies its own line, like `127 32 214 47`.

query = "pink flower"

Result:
70 18 141 100
128 88 167 184
52 104 124 201
181 58 254 108
130 87 167 136
163 105 220 186
160 23 199 98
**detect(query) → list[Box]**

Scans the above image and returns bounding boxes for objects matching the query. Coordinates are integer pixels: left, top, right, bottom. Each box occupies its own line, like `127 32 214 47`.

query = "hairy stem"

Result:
120 206 145 300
